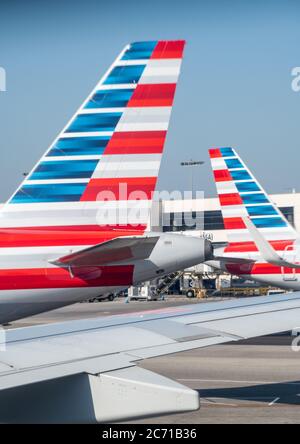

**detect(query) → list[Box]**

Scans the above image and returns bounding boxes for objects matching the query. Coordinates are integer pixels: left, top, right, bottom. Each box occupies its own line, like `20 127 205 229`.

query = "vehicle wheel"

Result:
186 290 195 298
107 294 114 301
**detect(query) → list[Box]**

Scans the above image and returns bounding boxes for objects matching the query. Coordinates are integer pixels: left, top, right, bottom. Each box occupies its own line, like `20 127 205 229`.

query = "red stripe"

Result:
104 131 166 155
226 263 299 276
223 217 246 230
225 240 295 254
0 266 134 290
209 148 222 158
219 193 243 206
0 226 146 247
127 84 176 107
80 177 157 202
151 40 185 59
213 169 232 182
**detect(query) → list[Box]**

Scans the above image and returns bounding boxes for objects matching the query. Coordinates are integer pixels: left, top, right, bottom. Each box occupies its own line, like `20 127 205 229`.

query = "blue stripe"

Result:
104 65 146 85
236 181 261 193
121 41 157 60
252 217 287 228
10 183 86 203
85 89 134 109
29 160 99 180
241 193 269 204
47 136 109 157
246 205 278 216
66 113 122 133
225 158 243 169
220 147 234 157
230 170 252 181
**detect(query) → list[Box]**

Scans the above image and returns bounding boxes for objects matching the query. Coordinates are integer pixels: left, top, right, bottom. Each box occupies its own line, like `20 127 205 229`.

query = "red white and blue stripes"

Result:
209 147 300 282
209 147 298 244
4 41 185 232
0 41 186 294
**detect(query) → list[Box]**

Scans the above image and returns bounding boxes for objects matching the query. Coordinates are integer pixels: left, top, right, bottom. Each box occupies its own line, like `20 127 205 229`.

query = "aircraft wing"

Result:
1 293 300 423
50 235 160 267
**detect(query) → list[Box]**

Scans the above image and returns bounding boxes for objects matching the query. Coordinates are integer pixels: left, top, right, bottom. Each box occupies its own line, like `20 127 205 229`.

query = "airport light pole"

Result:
180 160 205 197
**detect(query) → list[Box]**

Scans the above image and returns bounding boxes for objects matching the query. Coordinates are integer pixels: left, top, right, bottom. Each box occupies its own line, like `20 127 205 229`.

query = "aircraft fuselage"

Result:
0 230 212 324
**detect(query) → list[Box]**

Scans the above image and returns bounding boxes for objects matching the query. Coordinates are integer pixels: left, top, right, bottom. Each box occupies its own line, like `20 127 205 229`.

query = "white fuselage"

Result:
207 242 300 290
0 233 212 324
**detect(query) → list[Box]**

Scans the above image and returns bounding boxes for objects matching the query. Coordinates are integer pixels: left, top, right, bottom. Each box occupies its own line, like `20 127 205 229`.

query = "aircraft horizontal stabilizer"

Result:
243 217 300 269
50 235 159 267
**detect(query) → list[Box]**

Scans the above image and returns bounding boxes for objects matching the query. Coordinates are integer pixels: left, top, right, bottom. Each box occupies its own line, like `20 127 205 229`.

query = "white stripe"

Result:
222 206 248 217
223 251 261 259
0 200 153 228
60 131 113 138
116 106 171 132
92 162 160 179
220 155 236 160
216 181 237 194
232 179 256 184
2 200 152 212
227 228 297 242
41 155 102 162
139 59 181 85
79 108 125 114
0 244 92 257
245 202 275 207
237 191 263 195
116 60 147 66
140 75 179 84
96 84 137 90
118 106 172 120
210 158 227 170
24 179 90 185
248 215 283 220
0 213 151 228
91 153 161 179
116 122 169 132
0 245 131 269
95 161 160 172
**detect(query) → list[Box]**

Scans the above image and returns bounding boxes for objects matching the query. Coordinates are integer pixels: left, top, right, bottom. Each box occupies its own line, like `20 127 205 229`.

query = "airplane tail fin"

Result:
208 147 298 246
2 41 185 231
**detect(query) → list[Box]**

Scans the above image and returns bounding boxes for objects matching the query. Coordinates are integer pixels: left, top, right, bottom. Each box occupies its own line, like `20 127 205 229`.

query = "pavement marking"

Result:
201 398 238 407
202 396 288 408
269 397 280 406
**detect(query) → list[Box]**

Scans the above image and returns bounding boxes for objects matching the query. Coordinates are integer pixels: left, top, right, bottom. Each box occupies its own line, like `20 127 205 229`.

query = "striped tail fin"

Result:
208 147 298 245
2 41 185 230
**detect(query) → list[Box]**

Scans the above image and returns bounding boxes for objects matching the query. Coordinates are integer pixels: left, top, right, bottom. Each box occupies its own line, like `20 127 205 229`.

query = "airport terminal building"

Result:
154 192 300 247
146 192 300 293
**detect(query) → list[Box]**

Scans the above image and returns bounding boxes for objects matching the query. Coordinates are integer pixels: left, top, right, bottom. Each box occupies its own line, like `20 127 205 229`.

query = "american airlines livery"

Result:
0 40 212 324
0 44 300 424
208 147 300 289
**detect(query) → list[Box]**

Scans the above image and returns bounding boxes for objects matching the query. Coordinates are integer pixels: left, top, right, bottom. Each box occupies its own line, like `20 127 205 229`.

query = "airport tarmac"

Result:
6 298 300 424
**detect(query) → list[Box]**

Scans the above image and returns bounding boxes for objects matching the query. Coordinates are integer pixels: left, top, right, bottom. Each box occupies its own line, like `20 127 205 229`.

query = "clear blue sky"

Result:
0 0 299 201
